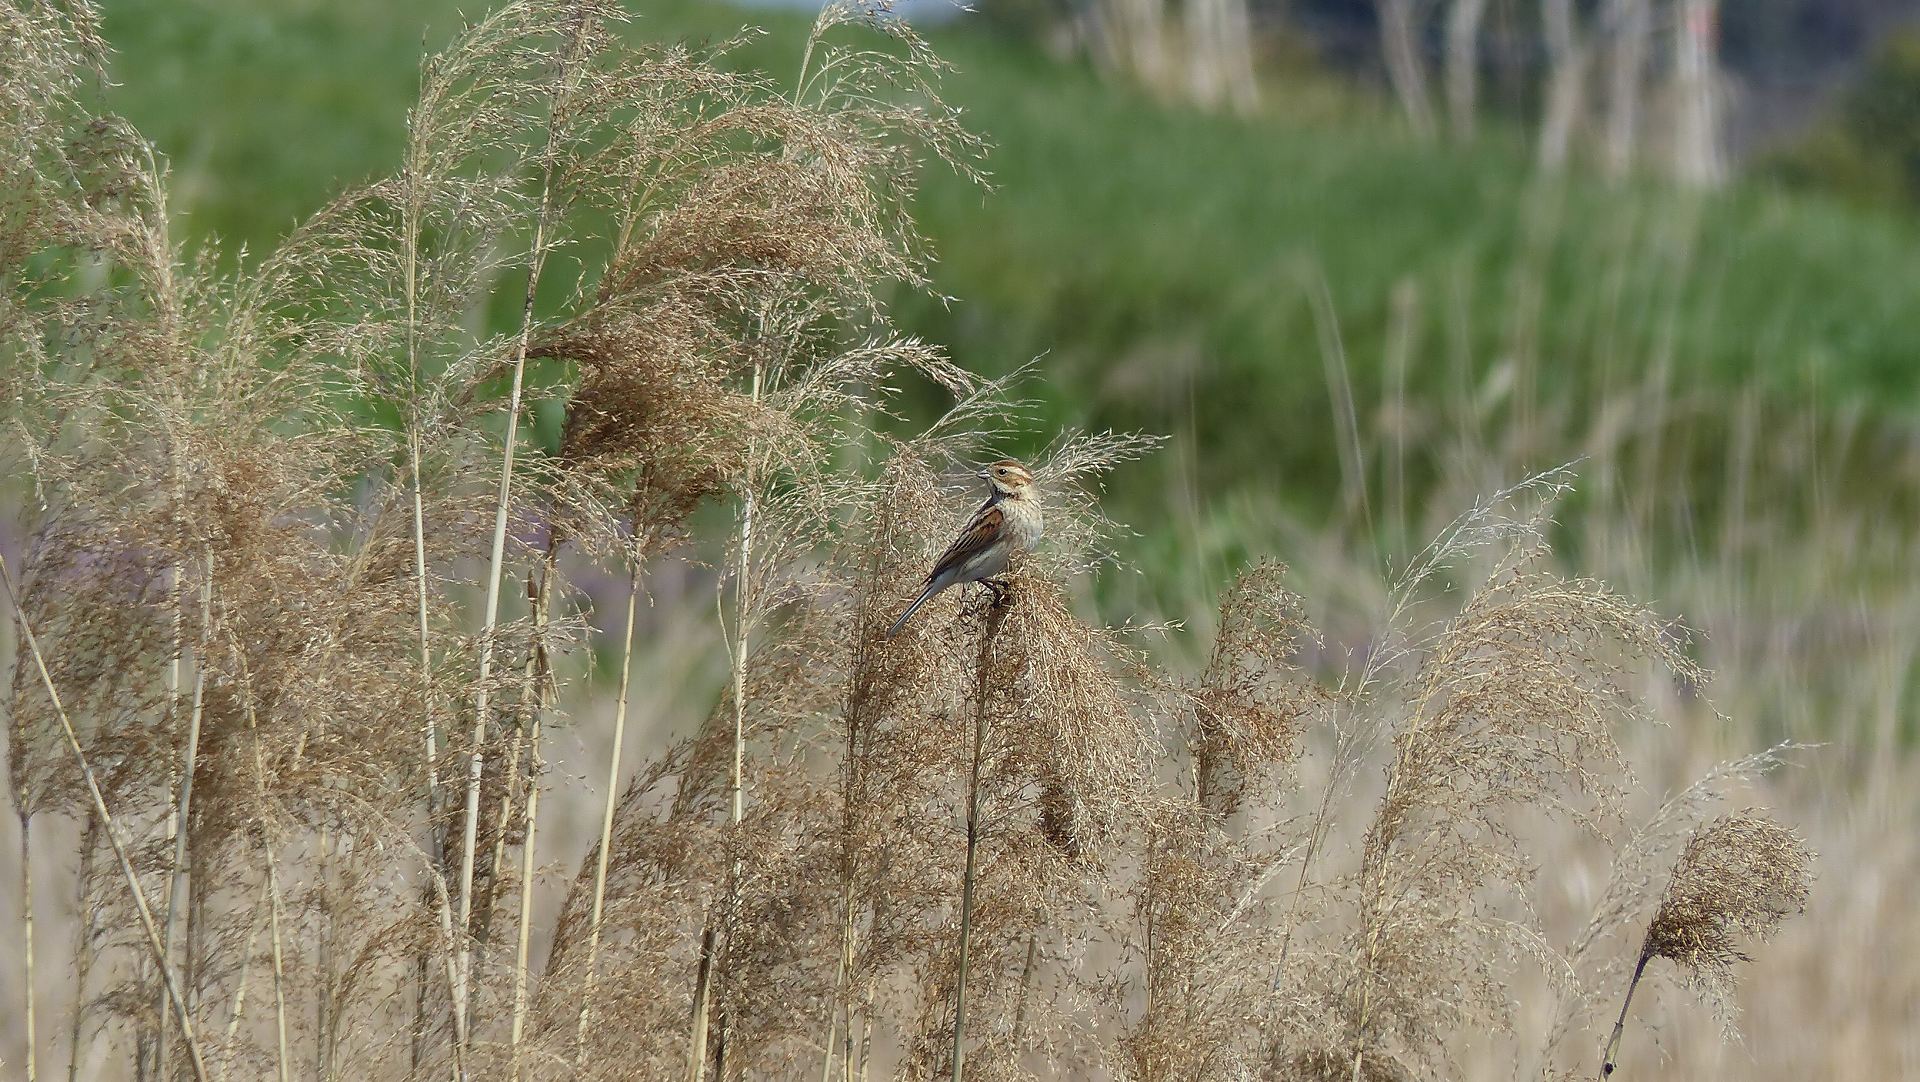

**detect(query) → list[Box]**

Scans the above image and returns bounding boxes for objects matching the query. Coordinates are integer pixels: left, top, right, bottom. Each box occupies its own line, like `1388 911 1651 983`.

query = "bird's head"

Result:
980 459 1035 498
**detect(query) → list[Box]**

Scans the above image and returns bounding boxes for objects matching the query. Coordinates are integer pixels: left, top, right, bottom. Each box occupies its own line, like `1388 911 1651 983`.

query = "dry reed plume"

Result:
0 2 1813 1080
1600 811 1814 1077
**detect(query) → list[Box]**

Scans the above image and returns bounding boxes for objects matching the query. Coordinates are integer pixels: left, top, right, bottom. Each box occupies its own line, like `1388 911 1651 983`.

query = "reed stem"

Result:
455 14 591 1061
19 812 37 1082
510 553 558 1068
575 564 641 1061
951 594 1009 1082
161 551 212 1082
1600 948 1654 1078
0 553 211 1082
229 643 296 1082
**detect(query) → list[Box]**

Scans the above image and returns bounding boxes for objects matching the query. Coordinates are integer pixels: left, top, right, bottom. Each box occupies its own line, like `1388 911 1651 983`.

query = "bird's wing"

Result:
927 501 1004 581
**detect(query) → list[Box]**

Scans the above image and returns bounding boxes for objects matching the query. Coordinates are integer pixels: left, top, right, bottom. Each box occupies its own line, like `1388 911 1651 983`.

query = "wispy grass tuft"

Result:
1601 811 1814 1077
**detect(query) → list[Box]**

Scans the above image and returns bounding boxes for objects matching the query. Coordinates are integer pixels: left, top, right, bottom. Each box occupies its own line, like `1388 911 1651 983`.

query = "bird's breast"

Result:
1006 502 1044 548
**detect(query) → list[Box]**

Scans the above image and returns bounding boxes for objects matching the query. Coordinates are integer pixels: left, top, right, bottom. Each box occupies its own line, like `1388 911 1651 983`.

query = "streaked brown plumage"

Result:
885 459 1044 638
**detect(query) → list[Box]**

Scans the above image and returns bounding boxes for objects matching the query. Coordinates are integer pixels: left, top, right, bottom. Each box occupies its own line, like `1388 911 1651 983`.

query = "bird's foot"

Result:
982 577 1013 608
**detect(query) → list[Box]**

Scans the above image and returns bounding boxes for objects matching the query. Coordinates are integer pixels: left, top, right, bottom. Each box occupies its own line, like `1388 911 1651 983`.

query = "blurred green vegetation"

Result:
1768 32 1920 214
94 0 1920 558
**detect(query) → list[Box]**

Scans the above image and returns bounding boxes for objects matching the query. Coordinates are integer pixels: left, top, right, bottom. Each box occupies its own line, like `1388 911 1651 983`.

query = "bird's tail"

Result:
884 581 940 640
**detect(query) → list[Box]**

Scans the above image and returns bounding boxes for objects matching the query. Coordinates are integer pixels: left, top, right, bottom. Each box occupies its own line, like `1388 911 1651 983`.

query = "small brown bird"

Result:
885 459 1044 639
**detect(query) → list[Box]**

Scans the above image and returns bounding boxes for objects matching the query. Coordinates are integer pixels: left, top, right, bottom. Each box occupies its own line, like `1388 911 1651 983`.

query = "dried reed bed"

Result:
0 1 1837 1080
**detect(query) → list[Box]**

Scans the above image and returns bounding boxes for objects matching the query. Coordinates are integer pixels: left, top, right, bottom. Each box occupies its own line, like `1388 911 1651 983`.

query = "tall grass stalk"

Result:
454 9 590 1055
18 811 35 1082
508 734 544 1065
316 829 337 1079
0 552 210 1082
687 924 717 1082
216 894 265 1078
731 360 767 856
64 816 96 1082
397 15 457 1062
232 642 297 1082
159 551 211 1082
828 811 857 1082
510 554 559 1064
259 814 293 1082
832 875 856 1082
155 480 186 1080
1598 950 1652 1078
574 563 640 1061
951 596 1010 1082
1306 263 1373 536
701 353 767 1080
485 668 538 951
405 279 446 1074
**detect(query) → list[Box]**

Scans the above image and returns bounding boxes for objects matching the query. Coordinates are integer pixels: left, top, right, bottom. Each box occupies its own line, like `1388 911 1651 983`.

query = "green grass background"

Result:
91 0 1920 585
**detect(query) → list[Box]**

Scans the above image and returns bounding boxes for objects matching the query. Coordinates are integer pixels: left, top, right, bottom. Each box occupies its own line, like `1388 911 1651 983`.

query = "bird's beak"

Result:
976 469 991 480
